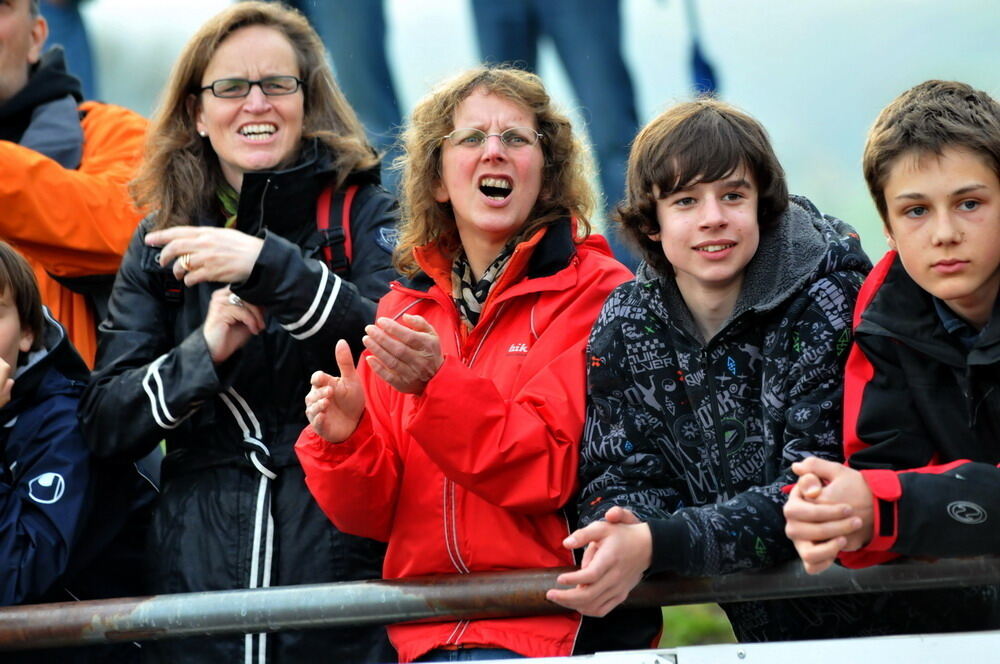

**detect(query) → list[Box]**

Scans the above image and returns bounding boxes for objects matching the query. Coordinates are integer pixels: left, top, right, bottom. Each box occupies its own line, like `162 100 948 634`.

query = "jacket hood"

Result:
0 48 82 143
637 195 871 333
0 308 89 424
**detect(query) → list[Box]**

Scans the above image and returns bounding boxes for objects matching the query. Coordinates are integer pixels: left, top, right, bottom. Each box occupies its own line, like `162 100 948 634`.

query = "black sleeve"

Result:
232 183 398 357
80 222 225 461
845 332 1000 558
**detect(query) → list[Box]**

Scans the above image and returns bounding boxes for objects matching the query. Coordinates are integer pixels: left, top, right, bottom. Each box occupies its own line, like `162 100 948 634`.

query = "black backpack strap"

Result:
315 183 359 276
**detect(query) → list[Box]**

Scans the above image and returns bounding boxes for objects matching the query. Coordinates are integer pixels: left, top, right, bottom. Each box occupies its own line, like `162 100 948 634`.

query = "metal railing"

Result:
1 556 998 651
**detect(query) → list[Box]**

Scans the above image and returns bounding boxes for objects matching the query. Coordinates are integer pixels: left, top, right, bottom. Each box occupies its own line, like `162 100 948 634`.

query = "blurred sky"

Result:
80 0 1000 259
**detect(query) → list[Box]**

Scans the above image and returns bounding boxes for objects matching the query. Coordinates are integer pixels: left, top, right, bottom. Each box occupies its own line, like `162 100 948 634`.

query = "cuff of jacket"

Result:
836 469 902 568
647 516 690 576
859 469 901 552
232 230 281 299
294 409 373 465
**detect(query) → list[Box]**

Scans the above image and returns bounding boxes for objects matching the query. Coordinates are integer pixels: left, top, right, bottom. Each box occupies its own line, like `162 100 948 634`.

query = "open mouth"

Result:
238 123 277 142
479 176 512 201
695 243 735 253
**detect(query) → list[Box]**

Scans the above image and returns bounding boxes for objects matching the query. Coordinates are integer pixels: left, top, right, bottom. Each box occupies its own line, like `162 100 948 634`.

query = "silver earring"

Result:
199 130 207 137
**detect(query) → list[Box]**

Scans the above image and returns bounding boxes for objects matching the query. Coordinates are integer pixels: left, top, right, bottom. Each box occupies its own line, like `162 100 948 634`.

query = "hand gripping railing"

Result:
1 556 999 651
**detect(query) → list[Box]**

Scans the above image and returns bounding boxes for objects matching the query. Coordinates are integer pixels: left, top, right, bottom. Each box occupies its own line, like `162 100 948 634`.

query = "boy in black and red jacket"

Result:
785 81 1000 600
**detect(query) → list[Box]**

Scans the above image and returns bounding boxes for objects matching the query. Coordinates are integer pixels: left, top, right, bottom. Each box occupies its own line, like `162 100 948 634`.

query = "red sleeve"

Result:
295 403 401 543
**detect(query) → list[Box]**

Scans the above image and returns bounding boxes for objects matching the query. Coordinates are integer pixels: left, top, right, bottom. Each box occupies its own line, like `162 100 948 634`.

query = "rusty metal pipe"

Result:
1 557 999 651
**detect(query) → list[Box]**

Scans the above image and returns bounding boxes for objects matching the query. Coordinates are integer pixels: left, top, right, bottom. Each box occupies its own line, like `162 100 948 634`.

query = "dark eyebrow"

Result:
953 183 987 197
724 178 752 189
894 183 987 201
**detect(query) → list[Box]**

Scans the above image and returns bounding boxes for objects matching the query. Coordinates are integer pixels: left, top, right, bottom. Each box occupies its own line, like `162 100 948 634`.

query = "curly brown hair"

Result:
392 66 595 277
863 80 1000 230
616 98 788 275
131 1 378 229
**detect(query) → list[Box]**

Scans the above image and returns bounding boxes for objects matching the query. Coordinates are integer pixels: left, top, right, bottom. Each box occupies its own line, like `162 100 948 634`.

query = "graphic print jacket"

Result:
578 196 872 640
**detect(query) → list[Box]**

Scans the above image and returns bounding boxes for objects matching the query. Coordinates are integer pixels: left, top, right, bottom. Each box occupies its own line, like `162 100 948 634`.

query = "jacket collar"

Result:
0 309 88 426
236 138 381 237
402 218 579 297
0 47 82 143
860 253 1000 366
635 195 871 341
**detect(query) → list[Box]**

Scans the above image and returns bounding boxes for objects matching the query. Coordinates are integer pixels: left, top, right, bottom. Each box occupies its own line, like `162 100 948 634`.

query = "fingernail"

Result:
564 537 577 547
851 517 863 529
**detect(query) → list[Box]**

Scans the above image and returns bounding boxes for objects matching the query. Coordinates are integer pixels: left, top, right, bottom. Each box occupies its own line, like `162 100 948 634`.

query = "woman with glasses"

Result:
79 3 395 662
296 67 632 662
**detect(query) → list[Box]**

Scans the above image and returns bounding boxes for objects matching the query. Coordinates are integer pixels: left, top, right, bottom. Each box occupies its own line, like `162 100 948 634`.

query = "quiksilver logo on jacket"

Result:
507 343 529 354
28 472 65 504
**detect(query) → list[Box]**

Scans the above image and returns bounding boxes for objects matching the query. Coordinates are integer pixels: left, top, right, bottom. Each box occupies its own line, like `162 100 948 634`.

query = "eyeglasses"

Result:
441 127 543 149
200 76 304 98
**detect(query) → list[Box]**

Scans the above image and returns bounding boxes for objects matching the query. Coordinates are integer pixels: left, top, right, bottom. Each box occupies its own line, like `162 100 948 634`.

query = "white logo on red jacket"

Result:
507 343 529 354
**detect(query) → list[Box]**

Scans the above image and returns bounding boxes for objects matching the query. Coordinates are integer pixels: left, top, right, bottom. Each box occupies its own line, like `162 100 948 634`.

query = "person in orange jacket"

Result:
0 0 146 366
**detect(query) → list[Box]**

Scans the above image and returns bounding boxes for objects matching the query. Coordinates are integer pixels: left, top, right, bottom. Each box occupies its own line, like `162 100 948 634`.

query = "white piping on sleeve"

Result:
288 274 342 341
142 354 191 429
282 261 330 333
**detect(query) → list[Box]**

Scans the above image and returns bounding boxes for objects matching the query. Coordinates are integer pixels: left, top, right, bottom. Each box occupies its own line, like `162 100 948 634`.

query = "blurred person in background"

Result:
39 0 96 99
79 3 397 662
0 0 146 367
471 0 640 271
257 0 403 192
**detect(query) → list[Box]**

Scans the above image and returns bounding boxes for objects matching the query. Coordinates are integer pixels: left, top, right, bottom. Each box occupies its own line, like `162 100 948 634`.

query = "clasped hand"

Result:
546 506 652 617
783 456 875 574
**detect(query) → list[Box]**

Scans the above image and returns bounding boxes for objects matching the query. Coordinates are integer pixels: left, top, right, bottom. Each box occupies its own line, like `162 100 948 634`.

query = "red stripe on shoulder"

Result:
853 250 897 328
842 341 875 460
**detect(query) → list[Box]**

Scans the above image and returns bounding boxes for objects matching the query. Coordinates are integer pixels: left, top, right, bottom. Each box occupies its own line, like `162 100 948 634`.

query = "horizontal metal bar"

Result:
1 556 998 651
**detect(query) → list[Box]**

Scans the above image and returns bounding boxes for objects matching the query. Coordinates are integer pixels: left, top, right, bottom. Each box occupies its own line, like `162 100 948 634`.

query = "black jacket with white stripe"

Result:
78 143 397 663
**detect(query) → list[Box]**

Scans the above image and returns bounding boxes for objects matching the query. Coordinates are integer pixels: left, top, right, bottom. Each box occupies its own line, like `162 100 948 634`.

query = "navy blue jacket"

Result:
0 310 90 605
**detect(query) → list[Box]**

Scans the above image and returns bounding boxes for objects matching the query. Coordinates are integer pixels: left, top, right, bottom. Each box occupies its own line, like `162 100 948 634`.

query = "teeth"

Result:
479 177 511 190
239 124 277 141
479 176 513 200
697 244 734 253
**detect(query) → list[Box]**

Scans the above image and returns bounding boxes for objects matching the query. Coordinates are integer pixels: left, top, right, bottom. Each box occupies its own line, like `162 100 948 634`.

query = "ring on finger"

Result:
177 253 193 272
228 292 244 307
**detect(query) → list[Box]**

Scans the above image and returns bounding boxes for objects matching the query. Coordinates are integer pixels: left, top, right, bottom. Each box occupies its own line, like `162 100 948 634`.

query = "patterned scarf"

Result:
452 243 517 329
217 184 239 228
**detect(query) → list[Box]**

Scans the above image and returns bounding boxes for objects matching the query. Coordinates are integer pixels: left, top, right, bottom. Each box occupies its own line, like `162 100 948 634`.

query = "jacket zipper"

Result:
704 349 735 500
441 301 510 644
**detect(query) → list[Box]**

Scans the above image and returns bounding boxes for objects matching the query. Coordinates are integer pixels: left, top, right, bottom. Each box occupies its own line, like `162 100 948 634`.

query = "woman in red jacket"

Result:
295 66 632 662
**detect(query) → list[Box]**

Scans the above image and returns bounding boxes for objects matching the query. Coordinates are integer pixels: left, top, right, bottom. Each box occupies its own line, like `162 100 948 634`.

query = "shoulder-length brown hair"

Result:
393 66 595 277
132 1 378 229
